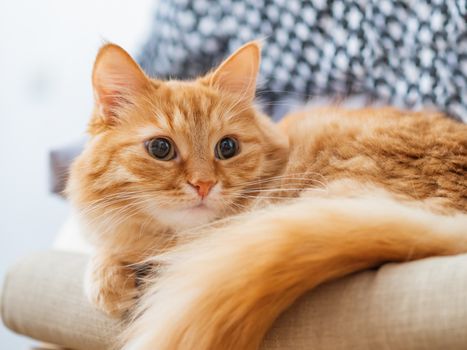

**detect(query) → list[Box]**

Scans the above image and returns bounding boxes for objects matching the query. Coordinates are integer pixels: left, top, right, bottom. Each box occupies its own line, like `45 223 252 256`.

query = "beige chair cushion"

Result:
1 251 122 350
2 251 467 349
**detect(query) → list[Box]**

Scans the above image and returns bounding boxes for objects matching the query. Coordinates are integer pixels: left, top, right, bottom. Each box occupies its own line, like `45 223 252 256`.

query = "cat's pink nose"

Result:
188 180 216 199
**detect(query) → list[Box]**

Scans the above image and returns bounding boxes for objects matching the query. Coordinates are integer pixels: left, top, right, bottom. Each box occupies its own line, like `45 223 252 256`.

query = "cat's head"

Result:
67 42 288 234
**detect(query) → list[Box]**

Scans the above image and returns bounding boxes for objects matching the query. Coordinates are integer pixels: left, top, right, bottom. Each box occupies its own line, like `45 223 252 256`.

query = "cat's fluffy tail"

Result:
122 195 467 350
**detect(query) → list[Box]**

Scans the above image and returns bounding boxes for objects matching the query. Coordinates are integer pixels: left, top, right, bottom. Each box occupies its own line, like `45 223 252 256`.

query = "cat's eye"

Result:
215 137 238 160
146 137 176 161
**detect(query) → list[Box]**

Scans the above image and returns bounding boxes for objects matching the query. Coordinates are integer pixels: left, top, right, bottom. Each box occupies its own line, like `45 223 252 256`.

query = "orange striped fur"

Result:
66 42 467 349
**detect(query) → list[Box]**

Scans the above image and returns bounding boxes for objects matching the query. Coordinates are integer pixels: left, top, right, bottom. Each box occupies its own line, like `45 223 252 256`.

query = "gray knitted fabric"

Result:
138 0 467 121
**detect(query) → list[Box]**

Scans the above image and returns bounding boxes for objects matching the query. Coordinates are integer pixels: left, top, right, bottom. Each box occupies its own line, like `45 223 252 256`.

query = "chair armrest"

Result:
2 251 467 349
1 251 122 350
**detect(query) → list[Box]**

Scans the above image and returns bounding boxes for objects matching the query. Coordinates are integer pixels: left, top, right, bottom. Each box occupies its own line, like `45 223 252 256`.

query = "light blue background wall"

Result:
0 1 153 347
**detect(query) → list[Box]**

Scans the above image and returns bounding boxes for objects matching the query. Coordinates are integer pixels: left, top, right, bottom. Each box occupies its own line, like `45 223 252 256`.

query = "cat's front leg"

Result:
84 252 139 317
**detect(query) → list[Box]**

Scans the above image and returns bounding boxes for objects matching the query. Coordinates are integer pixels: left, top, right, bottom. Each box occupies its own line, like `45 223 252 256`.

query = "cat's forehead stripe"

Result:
137 125 164 139
152 111 170 130
171 107 186 130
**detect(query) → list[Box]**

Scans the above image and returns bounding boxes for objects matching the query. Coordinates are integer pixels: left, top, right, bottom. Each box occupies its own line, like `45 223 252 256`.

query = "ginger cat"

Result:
67 42 467 350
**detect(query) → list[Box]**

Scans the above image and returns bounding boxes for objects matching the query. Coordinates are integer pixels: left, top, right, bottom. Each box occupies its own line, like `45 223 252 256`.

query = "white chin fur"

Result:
154 206 218 230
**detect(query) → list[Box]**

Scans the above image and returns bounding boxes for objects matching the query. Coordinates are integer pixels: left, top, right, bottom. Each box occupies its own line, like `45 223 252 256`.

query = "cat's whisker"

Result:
79 197 148 220
234 178 324 187
220 197 249 213
229 180 327 193
79 193 174 227
232 172 328 185
77 190 157 215
100 195 169 232
243 180 328 189
243 188 307 193
230 194 287 200
92 202 144 229
78 191 149 207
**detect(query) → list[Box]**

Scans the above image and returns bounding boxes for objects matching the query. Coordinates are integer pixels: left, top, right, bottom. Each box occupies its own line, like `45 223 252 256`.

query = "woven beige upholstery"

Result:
1 251 123 350
2 251 467 349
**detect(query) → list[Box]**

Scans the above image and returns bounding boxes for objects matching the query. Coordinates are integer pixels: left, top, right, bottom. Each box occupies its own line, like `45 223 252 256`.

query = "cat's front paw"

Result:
84 258 138 318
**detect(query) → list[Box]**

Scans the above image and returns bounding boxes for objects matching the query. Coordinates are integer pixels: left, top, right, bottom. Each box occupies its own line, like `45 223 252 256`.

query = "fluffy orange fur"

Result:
66 42 467 350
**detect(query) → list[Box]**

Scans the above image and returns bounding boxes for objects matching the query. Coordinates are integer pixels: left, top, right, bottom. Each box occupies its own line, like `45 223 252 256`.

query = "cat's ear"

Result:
205 41 261 102
92 43 149 125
